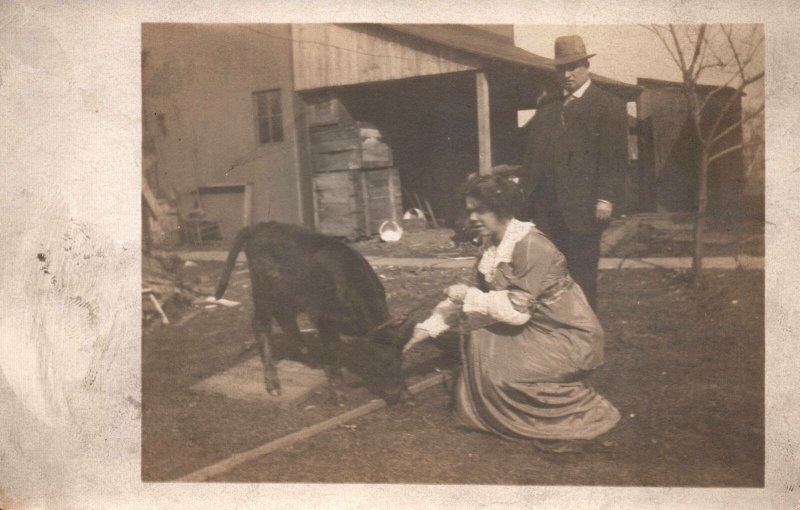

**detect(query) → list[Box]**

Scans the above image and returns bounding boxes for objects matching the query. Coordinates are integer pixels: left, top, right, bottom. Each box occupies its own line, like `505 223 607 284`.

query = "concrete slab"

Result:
639 220 695 231
190 357 327 408
600 217 642 256
599 256 764 270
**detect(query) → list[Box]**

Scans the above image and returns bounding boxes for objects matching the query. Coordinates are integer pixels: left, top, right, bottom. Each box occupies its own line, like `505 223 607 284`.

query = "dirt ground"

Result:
155 215 765 261
610 218 764 258
350 228 480 259
142 261 472 480
142 261 764 486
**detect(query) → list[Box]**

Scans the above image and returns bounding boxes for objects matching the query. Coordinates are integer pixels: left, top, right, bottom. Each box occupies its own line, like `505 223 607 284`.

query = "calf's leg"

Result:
273 306 310 358
253 317 281 396
251 295 281 396
317 320 345 404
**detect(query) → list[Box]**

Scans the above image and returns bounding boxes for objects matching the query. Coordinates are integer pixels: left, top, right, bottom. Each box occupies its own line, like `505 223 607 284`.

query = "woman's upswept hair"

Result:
460 173 525 219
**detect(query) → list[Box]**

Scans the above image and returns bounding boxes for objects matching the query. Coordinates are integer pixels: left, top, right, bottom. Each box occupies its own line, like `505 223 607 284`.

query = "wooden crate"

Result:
306 96 353 128
312 168 403 239
312 170 366 239
312 140 393 172
360 167 403 236
310 122 381 153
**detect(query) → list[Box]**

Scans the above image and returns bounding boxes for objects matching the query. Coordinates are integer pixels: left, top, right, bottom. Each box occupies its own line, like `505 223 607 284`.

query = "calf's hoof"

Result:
264 379 282 397
381 386 414 406
329 387 346 407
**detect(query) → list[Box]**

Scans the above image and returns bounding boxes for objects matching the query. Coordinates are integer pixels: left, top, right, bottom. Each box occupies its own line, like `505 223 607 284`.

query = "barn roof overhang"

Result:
378 23 643 102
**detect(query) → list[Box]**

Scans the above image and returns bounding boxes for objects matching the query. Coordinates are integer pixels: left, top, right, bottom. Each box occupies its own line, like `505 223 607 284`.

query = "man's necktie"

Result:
561 94 575 126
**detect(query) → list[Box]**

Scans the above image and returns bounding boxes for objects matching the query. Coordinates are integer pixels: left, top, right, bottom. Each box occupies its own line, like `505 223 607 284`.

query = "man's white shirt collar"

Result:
564 78 591 99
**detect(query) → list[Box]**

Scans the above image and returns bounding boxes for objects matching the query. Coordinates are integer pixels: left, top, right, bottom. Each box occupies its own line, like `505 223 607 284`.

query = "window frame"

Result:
253 89 284 144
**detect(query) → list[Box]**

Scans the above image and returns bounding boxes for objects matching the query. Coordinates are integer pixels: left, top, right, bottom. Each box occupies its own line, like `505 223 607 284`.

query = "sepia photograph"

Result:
8 0 800 507
141 22 765 486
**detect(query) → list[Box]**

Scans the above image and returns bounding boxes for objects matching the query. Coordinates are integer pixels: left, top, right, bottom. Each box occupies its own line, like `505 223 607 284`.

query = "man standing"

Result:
521 35 628 310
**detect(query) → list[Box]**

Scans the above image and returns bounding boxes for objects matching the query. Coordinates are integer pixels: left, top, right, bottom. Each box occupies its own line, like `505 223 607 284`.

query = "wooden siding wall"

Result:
142 24 306 236
292 24 479 90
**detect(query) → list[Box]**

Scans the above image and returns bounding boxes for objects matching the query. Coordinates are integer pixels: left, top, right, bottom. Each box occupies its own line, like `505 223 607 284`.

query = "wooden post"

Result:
242 183 253 227
475 71 492 175
142 178 164 223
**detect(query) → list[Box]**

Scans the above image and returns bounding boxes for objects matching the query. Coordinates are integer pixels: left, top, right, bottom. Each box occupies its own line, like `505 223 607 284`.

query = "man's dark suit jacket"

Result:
521 83 629 234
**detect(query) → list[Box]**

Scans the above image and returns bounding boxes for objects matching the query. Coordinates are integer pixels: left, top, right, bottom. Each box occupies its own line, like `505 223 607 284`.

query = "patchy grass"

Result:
142 262 471 481
214 269 764 486
349 228 479 259
611 220 764 258
143 264 763 486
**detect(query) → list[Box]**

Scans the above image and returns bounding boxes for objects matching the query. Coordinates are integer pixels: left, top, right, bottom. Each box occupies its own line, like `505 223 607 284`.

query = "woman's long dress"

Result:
454 225 620 440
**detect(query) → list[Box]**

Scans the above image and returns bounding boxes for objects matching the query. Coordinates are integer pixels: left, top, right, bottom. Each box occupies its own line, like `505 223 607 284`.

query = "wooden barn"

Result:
635 77 745 219
142 23 640 244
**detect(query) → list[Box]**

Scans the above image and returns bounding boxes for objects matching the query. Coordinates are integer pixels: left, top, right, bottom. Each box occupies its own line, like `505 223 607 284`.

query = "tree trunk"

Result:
692 152 710 279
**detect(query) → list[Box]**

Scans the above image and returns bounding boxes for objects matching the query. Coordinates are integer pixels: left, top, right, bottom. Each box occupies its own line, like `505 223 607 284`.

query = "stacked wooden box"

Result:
308 97 401 239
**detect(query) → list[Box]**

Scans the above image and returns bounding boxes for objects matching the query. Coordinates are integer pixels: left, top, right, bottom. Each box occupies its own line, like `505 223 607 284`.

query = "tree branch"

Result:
721 24 748 81
704 71 764 141
710 102 765 147
687 24 708 78
642 25 683 70
708 142 761 163
745 141 763 175
699 68 763 117
738 30 764 70
668 24 689 74
694 29 723 82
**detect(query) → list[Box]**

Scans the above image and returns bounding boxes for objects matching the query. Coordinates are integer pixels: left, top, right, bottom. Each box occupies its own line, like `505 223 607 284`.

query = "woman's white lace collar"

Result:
477 218 535 283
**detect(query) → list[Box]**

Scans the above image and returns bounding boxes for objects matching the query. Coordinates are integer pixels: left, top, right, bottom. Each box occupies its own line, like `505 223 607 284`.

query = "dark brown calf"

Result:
215 222 413 404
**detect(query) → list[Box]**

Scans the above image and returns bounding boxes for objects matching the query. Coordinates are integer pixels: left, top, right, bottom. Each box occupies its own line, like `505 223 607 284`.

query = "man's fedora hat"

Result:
553 35 596 67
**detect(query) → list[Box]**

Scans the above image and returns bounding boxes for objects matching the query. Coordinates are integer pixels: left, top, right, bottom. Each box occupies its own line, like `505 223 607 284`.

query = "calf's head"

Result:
361 317 416 404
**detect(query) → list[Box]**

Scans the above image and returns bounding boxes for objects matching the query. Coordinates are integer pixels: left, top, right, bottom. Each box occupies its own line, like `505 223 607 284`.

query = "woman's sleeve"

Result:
415 298 462 337
509 234 555 299
461 233 555 325
462 287 534 325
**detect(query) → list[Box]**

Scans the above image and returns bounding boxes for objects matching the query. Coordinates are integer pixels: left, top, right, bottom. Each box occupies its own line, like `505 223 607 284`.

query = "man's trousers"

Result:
534 211 602 311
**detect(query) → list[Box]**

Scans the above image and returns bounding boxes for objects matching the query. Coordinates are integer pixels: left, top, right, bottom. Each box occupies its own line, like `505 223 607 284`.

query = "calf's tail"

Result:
214 226 251 299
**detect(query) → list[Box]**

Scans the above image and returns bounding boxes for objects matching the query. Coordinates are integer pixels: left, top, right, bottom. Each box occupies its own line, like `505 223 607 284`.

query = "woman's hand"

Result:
402 327 430 354
445 284 471 303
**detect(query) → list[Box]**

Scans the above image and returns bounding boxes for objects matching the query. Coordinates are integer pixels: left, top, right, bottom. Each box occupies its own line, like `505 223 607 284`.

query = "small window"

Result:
254 89 283 143
517 109 536 128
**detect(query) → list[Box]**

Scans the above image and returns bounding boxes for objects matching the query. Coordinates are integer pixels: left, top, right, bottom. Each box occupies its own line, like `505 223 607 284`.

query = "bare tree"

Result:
642 24 764 279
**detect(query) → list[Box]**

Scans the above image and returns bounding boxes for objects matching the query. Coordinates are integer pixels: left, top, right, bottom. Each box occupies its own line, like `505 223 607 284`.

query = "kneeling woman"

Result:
405 175 619 445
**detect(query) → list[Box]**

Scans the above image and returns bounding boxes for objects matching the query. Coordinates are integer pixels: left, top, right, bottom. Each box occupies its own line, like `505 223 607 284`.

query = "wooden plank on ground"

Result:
175 372 448 482
142 178 164 222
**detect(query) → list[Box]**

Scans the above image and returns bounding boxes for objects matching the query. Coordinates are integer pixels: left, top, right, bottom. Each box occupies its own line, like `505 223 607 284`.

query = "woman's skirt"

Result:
453 318 620 441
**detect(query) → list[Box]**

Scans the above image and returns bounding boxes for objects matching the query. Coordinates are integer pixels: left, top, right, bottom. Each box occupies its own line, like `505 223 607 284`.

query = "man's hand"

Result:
595 200 613 222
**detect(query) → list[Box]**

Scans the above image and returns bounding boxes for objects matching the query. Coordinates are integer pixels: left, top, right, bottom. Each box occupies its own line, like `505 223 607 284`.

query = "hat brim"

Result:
553 53 596 67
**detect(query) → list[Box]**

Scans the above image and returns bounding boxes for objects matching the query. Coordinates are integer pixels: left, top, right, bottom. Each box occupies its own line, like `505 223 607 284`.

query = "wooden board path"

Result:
175 372 449 482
